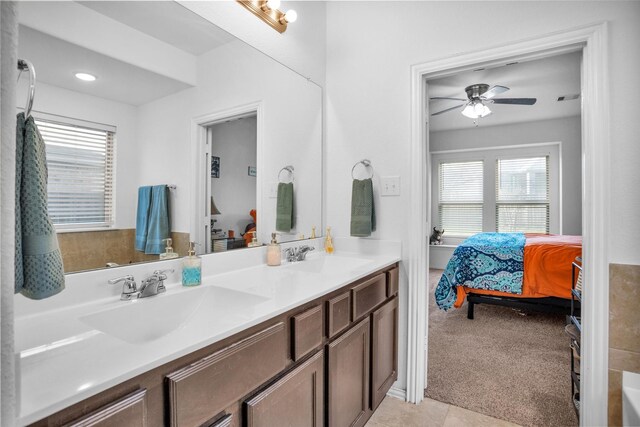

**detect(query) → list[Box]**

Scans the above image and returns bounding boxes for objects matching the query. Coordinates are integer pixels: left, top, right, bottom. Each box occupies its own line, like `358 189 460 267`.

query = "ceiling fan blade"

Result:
430 97 467 102
490 98 537 105
481 85 509 99
431 103 466 116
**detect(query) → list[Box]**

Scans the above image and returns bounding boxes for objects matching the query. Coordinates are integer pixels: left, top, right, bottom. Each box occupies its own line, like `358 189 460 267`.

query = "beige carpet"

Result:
426 269 578 427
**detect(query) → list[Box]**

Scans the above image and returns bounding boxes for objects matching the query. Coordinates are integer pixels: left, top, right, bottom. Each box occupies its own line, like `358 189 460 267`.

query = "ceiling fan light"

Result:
461 104 478 118
480 105 492 117
473 101 485 115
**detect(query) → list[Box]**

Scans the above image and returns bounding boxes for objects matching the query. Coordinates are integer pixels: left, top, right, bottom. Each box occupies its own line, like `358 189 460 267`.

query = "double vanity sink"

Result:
15 246 400 426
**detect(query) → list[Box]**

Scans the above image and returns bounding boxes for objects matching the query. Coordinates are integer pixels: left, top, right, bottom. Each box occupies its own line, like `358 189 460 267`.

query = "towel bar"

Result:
351 159 374 179
278 165 294 183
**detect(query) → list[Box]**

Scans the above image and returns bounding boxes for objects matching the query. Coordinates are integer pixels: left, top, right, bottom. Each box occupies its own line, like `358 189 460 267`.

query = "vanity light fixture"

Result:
237 0 297 33
75 72 96 82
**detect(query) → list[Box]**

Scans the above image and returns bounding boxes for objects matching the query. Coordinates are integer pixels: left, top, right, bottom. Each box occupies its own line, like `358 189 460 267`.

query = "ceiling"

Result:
428 51 582 132
17 1 236 106
18 25 192 106
78 1 236 56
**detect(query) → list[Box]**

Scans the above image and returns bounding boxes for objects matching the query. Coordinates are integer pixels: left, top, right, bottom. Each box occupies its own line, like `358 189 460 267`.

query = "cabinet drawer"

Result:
327 291 351 338
352 273 386 321
166 323 287 427
64 389 147 427
245 350 324 427
292 305 323 361
386 267 399 297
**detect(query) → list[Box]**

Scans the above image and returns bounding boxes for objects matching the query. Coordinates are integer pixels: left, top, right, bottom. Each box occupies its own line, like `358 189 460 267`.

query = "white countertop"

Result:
15 243 400 425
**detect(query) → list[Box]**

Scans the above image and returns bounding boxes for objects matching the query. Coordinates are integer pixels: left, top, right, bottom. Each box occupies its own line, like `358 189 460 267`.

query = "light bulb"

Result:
75 72 96 82
461 104 478 118
473 102 484 115
284 9 297 23
266 0 280 9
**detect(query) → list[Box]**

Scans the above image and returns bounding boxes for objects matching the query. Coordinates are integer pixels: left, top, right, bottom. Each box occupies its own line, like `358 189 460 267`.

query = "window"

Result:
35 116 116 230
496 156 549 233
431 144 559 238
438 161 484 235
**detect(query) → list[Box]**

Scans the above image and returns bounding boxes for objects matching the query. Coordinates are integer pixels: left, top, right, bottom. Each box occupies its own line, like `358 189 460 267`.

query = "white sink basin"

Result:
284 255 374 274
623 371 640 427
80 286 268 344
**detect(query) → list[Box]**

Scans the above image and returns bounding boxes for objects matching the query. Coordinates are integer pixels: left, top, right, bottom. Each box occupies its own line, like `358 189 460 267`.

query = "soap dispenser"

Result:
324 227 334 254
267 233 281 266
182 242 201 287
159 238 179 260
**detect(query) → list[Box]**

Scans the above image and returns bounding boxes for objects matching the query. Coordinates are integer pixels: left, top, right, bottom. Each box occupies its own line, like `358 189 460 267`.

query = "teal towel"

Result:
350 178 376 237
135 186 152 251
276 182 294 232
141 185 170 254
135 185 170 254
15 113 65 299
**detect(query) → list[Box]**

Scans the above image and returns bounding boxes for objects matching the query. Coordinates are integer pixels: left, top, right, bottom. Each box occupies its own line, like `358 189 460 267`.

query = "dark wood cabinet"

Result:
244 350 324 427
291 305 323 361
370 297 398 410
64 389 147 427
327 318 371 427
166 323 287 427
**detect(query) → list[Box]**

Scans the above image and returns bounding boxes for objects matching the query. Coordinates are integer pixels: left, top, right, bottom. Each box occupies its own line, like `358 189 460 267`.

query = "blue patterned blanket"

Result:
435 232 525 311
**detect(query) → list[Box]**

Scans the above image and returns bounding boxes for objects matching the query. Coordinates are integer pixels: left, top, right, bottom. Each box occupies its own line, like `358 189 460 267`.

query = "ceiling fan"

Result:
431 84 537 119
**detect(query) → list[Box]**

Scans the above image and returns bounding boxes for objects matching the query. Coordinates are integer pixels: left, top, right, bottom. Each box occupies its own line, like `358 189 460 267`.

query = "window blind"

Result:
438 160 483 235
36 118 115 229
496 156 549 233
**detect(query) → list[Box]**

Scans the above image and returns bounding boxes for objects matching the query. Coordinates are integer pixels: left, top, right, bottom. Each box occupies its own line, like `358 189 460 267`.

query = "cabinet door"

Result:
245 350 324 427
64 389 147 427
371 297 398 410
327 318 370 427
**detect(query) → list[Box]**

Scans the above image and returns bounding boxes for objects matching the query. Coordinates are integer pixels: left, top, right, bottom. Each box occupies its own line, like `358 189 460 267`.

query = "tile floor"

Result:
366 396 521 427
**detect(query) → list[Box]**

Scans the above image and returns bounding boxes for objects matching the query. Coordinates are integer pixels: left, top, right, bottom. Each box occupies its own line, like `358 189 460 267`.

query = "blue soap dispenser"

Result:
182 242 201 287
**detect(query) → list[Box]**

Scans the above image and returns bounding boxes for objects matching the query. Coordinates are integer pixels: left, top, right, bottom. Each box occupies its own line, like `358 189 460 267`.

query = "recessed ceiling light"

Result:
75 72 96 82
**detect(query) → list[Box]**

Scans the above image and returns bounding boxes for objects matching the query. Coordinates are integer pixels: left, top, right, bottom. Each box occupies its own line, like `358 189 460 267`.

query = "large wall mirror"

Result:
16 1 323 273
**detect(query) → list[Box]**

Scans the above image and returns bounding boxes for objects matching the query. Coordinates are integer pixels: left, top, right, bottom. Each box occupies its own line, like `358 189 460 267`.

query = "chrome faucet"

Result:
108 269 174 300
285 245 315 262
139 269 174 298
108 275 138 301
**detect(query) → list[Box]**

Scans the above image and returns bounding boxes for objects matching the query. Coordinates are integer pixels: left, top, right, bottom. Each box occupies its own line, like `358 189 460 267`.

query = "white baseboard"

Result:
387 386 407 401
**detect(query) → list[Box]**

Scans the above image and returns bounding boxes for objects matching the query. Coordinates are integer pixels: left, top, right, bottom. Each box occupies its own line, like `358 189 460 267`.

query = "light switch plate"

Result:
268 182 278 198
380 176 400 196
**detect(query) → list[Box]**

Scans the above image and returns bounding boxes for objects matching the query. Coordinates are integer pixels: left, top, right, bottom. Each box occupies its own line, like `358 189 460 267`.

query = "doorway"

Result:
407 23 610 427
190 102 263 255
424 50 582 426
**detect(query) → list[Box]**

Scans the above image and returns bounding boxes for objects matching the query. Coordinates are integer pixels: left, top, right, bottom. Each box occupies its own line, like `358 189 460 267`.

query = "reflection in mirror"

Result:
16 1 322 274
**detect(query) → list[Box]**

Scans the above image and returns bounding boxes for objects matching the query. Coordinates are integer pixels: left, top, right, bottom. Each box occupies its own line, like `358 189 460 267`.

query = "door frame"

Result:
190 102 264 252
407 23 609 426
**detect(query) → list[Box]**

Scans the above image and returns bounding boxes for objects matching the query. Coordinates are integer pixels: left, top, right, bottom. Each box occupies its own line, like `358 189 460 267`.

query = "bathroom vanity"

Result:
17 243 400 427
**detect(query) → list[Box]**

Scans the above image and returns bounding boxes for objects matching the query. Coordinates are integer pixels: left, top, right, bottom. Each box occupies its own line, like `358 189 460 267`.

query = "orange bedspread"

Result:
453 234 582 308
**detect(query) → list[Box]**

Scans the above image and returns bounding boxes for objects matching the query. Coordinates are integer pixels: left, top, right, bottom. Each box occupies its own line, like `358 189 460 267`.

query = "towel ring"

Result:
278 165 294 183
351 159 373 179
17 59 36 119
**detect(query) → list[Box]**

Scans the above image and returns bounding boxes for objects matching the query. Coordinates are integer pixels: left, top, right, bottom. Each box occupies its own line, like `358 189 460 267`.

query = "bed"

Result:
435 233 582 319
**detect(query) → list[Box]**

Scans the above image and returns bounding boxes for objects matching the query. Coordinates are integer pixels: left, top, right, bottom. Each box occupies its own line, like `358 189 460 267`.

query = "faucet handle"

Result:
108 275 135 285
108 275 137 297
153 269 175 280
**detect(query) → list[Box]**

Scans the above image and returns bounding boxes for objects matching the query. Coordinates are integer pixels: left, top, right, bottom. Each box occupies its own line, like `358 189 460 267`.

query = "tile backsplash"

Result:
57 229 189 273
608 263 640 426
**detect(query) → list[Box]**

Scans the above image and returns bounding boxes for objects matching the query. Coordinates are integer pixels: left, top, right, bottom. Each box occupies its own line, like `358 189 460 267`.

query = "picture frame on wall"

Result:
248 166 257 177
211 156 220 178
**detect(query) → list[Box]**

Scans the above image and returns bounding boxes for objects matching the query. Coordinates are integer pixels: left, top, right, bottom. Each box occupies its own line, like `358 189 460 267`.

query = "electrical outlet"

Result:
380 176 400 196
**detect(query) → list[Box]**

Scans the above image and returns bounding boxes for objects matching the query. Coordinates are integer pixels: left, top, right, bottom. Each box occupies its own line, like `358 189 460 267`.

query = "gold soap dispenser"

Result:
324 226 334 254
267 233 281 266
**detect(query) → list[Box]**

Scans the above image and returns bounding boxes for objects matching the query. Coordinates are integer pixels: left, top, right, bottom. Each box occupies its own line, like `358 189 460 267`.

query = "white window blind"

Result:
438 160 483 235
496 156 549 233
36 117 115 229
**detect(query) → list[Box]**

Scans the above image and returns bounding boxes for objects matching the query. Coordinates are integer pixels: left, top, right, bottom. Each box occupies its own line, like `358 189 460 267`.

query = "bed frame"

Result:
466 294 580 320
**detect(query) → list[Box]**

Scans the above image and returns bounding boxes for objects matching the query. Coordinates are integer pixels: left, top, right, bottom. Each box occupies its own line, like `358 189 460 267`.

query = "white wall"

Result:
179 1 327 85
136 39 323 241
210 117 257 236
17 80 139 229
431 116 582 235
326 0 640 393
